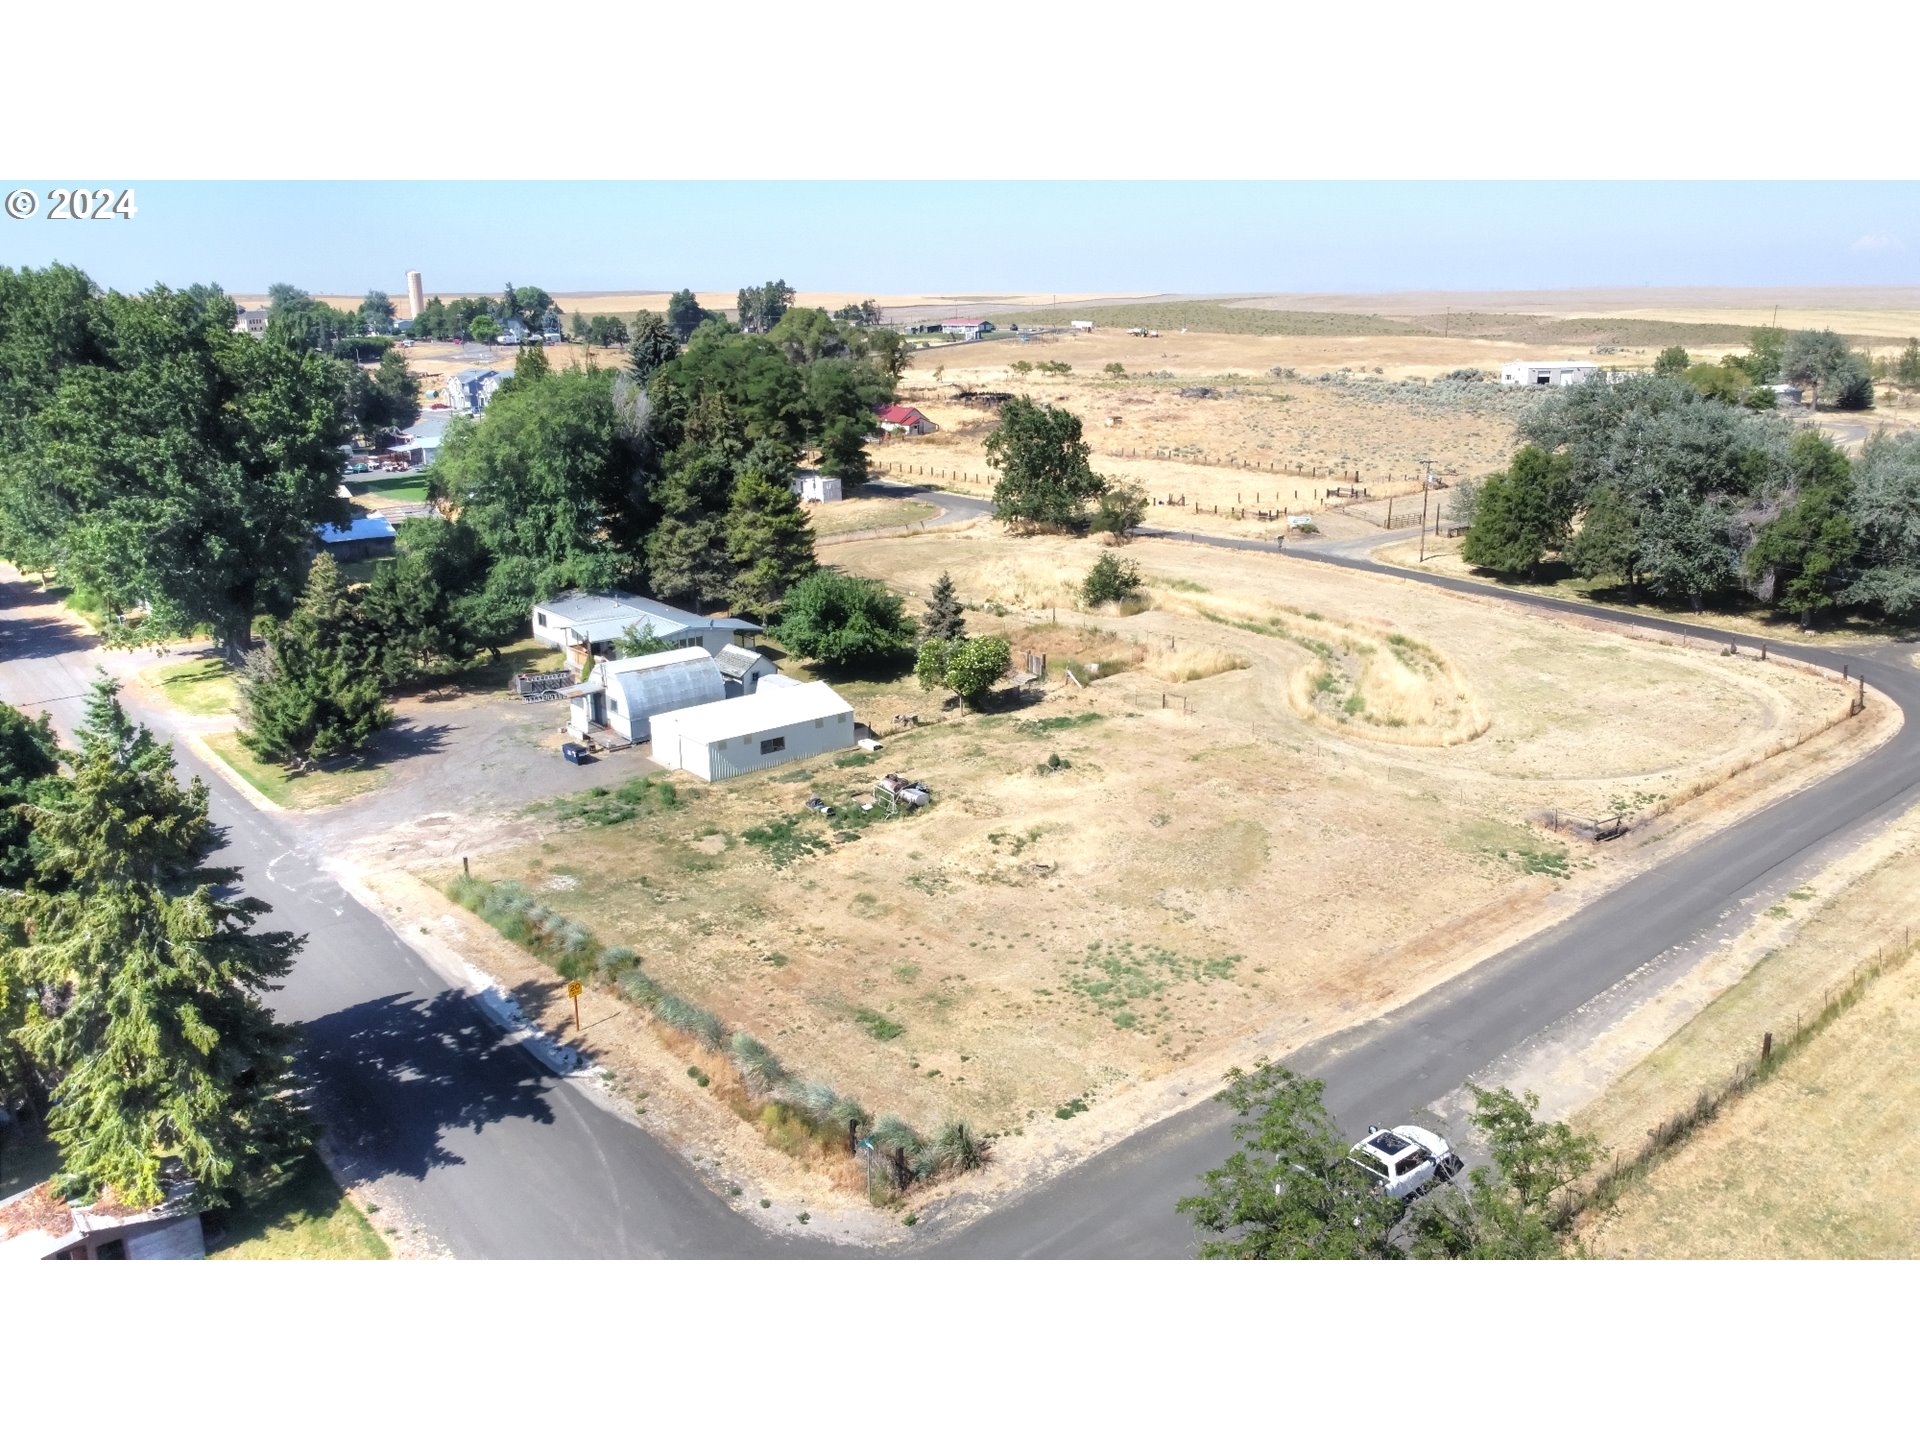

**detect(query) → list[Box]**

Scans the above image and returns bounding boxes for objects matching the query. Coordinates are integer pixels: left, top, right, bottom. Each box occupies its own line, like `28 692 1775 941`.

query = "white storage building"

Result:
1500 360 1601 387
714 643 779 698
531 590 762 669
562 646 726 743
650 681 855 781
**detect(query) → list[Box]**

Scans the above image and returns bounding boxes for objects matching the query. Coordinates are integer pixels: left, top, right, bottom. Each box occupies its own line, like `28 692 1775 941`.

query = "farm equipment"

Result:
873 773 931 810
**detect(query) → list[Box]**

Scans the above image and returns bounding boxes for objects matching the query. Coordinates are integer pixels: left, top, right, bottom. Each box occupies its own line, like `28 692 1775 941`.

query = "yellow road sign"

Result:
566 981 583 998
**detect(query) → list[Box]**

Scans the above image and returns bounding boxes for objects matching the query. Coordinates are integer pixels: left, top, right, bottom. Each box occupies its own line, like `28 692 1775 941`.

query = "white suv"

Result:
1348 1125 1463 1201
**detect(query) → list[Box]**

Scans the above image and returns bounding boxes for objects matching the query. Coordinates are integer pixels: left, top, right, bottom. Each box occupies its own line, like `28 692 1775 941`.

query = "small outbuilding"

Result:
940 318 994 341
0 1176 206 1262
792 471 844 503
1770 383 1805 405
715 643 778 698
563 646 726 744
313 513 397 561
1500 360 1601 387
650 681 856 781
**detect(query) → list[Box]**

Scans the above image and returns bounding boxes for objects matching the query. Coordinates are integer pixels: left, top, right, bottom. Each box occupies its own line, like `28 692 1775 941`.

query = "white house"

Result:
650 681 855 781
531 590 762 670
561 646 726 743
446 367 508 415
715 643 778 698
232 307 271 337
792 471 843 503
940 318 994 340
1500 360 1601 387
1070 319 1095 332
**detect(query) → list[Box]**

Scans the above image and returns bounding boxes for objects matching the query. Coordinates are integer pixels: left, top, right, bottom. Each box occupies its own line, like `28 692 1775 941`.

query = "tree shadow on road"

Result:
297 989 557 1183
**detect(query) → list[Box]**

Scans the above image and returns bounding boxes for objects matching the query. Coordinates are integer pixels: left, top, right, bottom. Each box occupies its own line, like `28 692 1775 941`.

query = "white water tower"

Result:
406 270 424 320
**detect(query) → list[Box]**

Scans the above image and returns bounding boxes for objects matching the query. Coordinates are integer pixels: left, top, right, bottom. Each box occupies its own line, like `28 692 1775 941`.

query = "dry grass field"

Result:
1576 814 1920 1259
438 529 1856 1165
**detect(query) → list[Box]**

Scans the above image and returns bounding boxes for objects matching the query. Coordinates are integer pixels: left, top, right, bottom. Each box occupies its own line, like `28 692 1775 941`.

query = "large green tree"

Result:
0 269 353 651
0 703 59 888
4 677 310 1207
666 288 716 341
1175 1063 1404 1259
1564 482 1642 589
1746 430 1856 624
1842 430 1920 620
433 366 650 610
352 347 421 436
237 554 393 763
772 570 917 668
1460 445 1576 576
724 446 817 617
986 397 1107 531
1784 328 1875 410
361 517 501 679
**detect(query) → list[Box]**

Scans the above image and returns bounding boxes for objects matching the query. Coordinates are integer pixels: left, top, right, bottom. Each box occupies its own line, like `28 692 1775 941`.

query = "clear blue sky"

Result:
3 181 1915 296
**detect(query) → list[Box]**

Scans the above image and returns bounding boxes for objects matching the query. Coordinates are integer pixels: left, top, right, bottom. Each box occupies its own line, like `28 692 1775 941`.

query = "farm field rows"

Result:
435 528 1858 1179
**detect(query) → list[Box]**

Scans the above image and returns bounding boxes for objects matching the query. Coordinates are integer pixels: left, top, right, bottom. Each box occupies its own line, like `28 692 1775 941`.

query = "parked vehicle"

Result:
1347 1125 1462 1201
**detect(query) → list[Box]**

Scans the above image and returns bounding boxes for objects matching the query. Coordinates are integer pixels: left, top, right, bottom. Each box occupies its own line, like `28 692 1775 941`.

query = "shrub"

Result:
869 1114 925 1157
1080 552 1143 606
917 1120 986 1178
728 1030 789 1095
1090 481 1147 538
619 969 662 1007
654 994 725 1050
829 1094 873 1132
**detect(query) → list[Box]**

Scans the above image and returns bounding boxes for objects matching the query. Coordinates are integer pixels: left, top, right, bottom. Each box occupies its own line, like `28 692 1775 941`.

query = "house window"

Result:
716 739 727 750
814 718 823 729
536 612 548 628
759 736 786 755
1535 373 1551 385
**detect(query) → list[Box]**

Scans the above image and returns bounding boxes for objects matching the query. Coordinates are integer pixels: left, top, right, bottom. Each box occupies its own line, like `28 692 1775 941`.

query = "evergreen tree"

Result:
724 446 817 616
238 554 392 764
921 571 966 642
1897 338 1920 389
646 391 743 606
361 518 491 682
0 703 60 887
6 679 310 1206
29 675 217 891
628 312 680 381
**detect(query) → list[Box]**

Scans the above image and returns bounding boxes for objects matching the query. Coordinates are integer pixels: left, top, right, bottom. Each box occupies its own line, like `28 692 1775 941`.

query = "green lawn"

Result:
347 477 431 504
208 1155 390 1261
147 656 239 717
454 636 568 692
203 732 384 811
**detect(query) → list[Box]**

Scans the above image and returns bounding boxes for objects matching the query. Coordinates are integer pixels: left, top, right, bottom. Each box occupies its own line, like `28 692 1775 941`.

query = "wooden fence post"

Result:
1761 1032 1773 1063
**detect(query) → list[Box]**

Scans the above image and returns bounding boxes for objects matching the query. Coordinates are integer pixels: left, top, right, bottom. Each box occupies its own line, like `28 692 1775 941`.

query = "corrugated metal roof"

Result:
653 680 851 745
608 649 725 719
714 644 768 680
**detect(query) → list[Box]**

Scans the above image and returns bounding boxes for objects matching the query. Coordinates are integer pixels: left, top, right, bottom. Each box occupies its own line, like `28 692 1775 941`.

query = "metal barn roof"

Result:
653 680 851 745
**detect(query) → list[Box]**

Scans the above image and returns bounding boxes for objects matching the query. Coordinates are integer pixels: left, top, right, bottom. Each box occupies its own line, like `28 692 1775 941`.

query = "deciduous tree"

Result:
1460 446 1575 576
772 570 916 668
1176 1063 1403 1259
986 397 1107 531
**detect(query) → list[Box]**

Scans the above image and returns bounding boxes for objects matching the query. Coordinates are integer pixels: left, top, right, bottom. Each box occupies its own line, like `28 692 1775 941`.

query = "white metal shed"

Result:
564 646 725 743
649 681 855 781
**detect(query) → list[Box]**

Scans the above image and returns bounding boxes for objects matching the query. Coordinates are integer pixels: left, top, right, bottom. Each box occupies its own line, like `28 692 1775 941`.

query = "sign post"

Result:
566 980 583 1032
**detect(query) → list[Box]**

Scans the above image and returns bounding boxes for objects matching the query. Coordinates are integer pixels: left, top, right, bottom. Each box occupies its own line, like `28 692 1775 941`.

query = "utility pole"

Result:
1417 456 1434 562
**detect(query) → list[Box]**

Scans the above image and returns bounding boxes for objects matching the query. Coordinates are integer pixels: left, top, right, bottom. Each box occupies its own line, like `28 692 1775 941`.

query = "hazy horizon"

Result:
4 181 1914 299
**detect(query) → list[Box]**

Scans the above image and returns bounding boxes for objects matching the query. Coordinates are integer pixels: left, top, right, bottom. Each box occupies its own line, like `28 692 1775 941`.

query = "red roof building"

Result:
874 404 937 435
